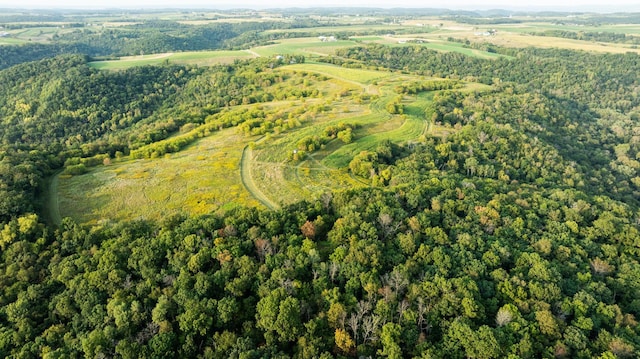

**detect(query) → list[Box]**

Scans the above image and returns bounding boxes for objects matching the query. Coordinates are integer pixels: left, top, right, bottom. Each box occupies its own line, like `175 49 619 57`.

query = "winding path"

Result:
245 49 262 58
240 145 278 210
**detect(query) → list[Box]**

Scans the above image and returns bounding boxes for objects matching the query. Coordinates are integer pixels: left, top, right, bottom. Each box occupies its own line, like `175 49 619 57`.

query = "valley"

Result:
1 6 640 358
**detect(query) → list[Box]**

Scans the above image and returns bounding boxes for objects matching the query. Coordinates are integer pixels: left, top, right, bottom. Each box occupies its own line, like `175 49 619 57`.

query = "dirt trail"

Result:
240 145 278 210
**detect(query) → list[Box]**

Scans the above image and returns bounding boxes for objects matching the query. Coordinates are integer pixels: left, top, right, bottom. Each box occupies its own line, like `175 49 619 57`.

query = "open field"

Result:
0 26 76 43
466 32 640 54
370 36 511 59
56 128 259 225
422 30 640 54
0 37 28 45
89 50 256 70
56 62 480 223
405 20 640 54
282 62 392 84
251 37 360 57
484 21 640 35
86 16 640 72
87 38 357 69
264 24 414 34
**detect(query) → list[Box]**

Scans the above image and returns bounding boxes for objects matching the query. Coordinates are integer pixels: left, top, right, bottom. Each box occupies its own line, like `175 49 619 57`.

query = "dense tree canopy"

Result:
1 16 640 358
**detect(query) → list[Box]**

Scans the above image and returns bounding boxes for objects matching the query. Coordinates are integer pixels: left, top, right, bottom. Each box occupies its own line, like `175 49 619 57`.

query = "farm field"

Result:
87 35 509 70
86 38 361 69
79 15 640 71
404 20 640 54
89 50 257 70
367 36 511 59
264 24 414 34
0 37 27 45
55 62 480 223
447 31 640 54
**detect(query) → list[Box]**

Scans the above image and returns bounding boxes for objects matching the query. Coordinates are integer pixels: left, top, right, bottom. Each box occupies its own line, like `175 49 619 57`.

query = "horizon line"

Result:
1 5 640 13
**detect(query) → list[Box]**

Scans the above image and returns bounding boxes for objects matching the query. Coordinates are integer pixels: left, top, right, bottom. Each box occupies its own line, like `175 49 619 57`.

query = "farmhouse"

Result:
318 35 336 42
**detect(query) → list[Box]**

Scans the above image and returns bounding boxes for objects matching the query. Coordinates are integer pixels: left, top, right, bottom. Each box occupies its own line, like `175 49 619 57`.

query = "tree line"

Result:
0 39 640 357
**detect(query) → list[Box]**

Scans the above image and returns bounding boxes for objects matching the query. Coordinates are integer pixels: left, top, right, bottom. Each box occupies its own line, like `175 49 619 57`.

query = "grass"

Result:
55 57 485 224
89 50 255 70
0 37 28 45
492 22 640 35
369 35 511 59
322 114 426 168
353 36 384 42
248 153 363 207
240 143 279 210
412 41 508 59
419 23 640 55
251 37 359 57
264 24 411 34
255 108 375 162
56 127 259 225
282 62 391 84
4 26 64 43
485 33 640 54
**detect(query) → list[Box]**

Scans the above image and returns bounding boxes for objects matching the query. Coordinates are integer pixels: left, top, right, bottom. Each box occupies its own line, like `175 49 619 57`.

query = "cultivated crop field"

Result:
406 19 640 54
83 13 640 72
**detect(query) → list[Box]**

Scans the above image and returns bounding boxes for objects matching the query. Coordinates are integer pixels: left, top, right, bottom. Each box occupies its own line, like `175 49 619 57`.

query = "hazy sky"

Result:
0 0 639 12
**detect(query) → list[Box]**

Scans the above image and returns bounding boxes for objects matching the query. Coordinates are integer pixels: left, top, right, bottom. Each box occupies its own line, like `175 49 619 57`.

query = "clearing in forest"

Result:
57 128 259 225
89 50 256 70
54 63 486 224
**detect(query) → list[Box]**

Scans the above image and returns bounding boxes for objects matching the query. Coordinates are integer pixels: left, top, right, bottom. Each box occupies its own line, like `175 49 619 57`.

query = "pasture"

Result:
55 63 476 223
412 20 640 54
89 50 256 70
250 37 360 57
56 127 259 225
0 37 27 45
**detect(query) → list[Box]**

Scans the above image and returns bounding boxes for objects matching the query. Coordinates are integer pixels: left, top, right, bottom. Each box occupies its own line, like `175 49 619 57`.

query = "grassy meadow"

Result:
56 13 630 224
57 127 259 225
55 62 479 223
89 50 256 70
250 37 360 57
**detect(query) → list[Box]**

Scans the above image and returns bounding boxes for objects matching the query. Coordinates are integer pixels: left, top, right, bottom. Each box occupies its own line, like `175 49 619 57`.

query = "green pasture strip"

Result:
264 24 411 34
496 22 640 35
0 37 27 45
250 38 359 56
89 57 169 70
88 50 254 70
352 36 384 41
168 50 254 61
281 62 392 84
387 38 511 59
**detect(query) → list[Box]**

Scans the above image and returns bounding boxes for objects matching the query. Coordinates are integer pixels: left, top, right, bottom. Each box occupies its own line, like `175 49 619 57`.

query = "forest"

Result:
1 7 640 359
